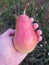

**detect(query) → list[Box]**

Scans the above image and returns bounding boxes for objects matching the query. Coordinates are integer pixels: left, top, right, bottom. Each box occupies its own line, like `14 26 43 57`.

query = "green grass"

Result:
0 0 49 65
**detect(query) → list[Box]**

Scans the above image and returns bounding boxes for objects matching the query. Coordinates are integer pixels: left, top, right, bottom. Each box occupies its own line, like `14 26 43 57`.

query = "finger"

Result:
36 30 42 36
38 36 42 43
32 23 39 30
29 17 34 22
1 29 15 36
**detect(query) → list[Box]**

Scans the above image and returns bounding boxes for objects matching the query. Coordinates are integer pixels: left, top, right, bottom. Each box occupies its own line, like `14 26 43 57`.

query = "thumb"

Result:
1 29 15 37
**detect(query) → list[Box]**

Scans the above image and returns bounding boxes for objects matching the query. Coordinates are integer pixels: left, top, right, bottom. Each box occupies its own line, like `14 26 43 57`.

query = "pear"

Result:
14 14 38 53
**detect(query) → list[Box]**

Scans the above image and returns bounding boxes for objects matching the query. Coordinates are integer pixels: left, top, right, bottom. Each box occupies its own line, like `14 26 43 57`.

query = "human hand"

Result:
0 22 42 65
0 29 27 65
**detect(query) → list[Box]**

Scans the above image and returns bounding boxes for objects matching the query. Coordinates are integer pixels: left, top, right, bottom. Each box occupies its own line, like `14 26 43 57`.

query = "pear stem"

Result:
23 3 29 15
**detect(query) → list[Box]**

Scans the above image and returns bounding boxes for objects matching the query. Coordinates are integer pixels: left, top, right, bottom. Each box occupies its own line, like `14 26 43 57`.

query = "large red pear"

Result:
14 14 38 53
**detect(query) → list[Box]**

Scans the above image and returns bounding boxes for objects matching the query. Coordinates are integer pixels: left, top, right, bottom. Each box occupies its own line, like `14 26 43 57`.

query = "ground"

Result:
0 0 49 65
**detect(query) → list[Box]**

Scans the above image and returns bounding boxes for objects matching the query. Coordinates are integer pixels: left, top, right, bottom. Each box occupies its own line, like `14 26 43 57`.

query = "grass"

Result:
0 0 49 65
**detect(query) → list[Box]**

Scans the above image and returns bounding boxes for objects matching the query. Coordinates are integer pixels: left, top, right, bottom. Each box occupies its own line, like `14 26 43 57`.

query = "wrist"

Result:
0 54 9 65
0 56 6 65
0 54 19 65
0 60 5 65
